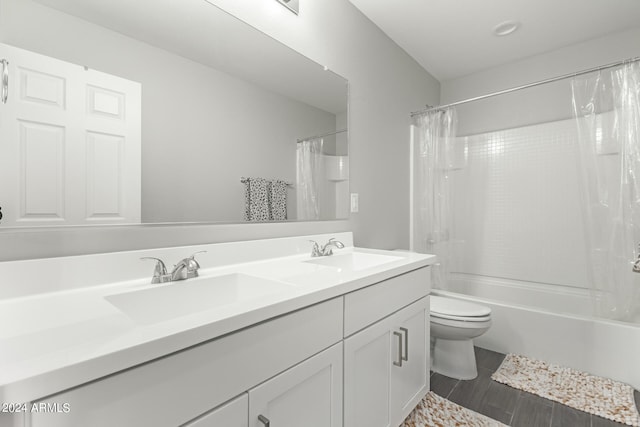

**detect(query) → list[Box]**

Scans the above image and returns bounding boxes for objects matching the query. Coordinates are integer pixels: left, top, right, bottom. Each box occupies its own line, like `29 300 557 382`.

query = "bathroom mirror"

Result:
0 0 348 228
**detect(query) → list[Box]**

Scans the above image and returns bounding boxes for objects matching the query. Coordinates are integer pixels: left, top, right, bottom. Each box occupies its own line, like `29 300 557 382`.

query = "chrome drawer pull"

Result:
393 331 403 367
258 414 271 426
400 327 409 362
1 59 8 104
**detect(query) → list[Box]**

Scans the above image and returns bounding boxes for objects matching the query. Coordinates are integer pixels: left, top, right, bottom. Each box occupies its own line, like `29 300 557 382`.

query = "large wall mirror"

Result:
0 0 348 229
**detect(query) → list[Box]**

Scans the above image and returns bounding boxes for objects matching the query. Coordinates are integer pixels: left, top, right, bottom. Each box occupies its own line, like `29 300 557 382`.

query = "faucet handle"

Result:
141 257 167 274
309 240 322 257
186 251 206 276
189 250 207 261
140 257 169 284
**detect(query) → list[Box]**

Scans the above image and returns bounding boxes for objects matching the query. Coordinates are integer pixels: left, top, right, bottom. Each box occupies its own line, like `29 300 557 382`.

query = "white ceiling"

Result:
348 0 640 81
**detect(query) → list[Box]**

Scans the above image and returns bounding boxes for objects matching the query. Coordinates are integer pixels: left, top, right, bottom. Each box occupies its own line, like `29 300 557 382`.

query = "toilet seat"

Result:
430 295 491 322
430 315 492 329
431 312 492 322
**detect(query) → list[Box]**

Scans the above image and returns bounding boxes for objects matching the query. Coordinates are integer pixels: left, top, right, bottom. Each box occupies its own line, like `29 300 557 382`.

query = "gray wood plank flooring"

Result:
430 347 640 427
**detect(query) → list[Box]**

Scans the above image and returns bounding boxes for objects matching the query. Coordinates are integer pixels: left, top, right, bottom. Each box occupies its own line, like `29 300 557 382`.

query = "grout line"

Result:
447 379 461 400
508 391 520 426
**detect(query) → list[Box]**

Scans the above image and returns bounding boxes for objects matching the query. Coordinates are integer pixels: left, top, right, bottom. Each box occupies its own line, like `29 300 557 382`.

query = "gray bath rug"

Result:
401 391 508 427
492 353 640 426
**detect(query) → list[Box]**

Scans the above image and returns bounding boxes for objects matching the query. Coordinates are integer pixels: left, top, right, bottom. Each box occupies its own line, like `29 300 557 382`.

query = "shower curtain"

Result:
296 137 324 220
412 108 458 289
572 61 640 322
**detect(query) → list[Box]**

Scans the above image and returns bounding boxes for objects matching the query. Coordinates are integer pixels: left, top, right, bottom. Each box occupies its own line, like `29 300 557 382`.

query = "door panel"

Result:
18 120 65 221
391 297 429 426
344 314 394 427
19 67 66 109
249 343 342 427
85 131 124 219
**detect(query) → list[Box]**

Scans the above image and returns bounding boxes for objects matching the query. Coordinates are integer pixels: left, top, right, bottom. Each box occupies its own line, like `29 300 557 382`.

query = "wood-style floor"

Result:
430 347 640 427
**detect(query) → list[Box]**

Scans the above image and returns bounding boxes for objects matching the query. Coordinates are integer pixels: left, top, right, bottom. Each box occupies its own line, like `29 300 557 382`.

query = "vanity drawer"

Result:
343 267 430 337
30 297 343 427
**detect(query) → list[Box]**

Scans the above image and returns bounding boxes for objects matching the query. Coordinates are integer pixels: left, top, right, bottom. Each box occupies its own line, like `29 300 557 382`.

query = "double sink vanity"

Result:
0 232 435 427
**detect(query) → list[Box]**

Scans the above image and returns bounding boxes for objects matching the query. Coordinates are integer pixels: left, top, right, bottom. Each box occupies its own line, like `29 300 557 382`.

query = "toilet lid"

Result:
430 295 491 318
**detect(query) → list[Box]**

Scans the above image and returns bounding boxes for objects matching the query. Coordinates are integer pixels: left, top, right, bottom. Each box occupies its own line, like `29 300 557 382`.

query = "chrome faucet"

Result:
171 251 206 281
310 238 345 257
141 251 206 284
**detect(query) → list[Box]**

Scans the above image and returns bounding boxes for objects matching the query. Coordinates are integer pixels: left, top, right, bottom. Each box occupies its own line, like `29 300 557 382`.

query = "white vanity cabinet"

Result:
28 298 343 427
343 268 430 427
10 257 432 427
248 342 343 427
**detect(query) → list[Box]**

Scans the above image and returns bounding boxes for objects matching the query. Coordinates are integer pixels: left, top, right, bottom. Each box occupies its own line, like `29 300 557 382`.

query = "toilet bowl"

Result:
430 295 492 380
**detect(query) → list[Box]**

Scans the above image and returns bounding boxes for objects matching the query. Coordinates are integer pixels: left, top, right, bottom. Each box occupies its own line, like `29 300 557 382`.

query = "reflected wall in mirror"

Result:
0 0 348 228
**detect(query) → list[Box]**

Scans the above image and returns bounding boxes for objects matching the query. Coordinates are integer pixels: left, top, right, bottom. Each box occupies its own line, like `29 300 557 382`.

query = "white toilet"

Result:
430 295 492 380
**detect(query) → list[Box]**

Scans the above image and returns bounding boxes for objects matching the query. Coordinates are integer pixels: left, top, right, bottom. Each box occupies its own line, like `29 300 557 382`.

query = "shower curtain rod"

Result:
297 128 347 143
411 56 640 116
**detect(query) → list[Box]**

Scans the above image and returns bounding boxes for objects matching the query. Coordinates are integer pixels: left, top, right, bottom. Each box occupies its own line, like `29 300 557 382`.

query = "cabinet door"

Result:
184 394 248 427
248 343 342 427
390 297 429 426
343 313 395 427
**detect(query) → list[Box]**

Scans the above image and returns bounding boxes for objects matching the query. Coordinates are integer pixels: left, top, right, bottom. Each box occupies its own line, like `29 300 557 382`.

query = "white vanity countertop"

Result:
0 242 435 403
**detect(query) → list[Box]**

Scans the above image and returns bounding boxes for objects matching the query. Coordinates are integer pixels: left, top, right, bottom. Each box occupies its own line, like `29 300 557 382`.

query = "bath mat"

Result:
401 391 508 427
492 353 640 426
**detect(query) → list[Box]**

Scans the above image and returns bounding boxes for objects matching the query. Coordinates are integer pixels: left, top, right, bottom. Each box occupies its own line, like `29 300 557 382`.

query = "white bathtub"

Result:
435 273 640 389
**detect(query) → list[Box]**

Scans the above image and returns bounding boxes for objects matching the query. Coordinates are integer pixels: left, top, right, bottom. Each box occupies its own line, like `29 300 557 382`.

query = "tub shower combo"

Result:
411 58 640 388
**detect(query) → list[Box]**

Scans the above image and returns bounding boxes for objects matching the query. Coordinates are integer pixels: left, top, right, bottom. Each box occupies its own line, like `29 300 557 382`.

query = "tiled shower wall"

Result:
450 118 590 289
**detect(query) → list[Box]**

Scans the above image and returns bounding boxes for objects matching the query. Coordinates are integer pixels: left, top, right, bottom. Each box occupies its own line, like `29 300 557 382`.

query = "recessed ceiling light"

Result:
493 21 520 36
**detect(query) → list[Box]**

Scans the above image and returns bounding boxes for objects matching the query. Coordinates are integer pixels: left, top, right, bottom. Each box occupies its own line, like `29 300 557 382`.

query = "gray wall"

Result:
441 27 640 107
0 0 439 260
205 0 441 250
0 0 341 224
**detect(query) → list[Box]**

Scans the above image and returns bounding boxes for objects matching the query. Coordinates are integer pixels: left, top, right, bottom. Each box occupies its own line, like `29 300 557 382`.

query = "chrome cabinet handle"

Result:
400 327 409 362
393 331 403 367
258 414 270 426
1 59 8 104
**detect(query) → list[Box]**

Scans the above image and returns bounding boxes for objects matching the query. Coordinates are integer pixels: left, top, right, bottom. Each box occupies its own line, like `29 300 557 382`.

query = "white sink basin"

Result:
304 252 403 272
105 273 293 324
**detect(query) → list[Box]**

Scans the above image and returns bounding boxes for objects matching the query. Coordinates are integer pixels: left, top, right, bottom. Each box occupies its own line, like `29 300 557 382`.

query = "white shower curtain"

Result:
572 61 640 322
296 137 324 220
412 108 458 289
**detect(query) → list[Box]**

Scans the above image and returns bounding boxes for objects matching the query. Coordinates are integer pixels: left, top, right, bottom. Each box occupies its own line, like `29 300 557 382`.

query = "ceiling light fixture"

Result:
493 21 520 37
